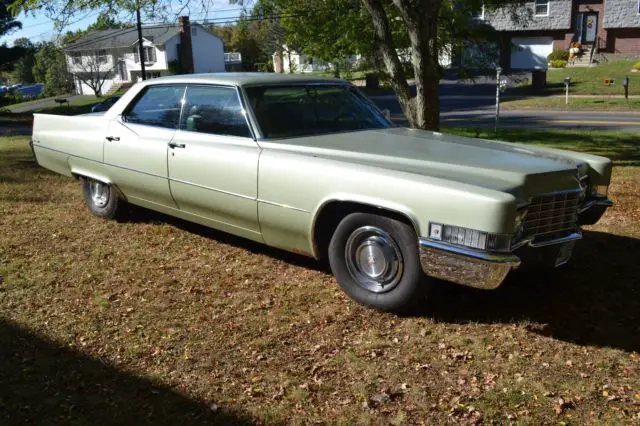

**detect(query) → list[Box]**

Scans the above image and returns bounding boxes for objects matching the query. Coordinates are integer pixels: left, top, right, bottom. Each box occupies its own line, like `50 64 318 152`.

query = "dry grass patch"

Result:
1 134 639 424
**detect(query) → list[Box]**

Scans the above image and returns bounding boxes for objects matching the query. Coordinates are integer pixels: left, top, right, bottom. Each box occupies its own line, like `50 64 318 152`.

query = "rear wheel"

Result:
328 212 428 312
81 177 121 219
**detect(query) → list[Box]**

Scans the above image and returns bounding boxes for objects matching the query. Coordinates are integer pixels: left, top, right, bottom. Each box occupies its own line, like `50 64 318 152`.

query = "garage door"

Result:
511 37 553 70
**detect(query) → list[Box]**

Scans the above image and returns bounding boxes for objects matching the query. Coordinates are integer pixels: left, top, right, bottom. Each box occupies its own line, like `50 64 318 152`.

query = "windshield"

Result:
245 84 392 139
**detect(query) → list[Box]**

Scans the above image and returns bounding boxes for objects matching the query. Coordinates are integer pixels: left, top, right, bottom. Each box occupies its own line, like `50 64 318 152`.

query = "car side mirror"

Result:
382 109 391 121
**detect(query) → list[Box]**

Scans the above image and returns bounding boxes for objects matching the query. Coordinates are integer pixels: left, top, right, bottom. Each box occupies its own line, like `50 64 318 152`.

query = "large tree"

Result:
241 0 525 130
0 0 22 73
10 37 37 83
33 42 74 95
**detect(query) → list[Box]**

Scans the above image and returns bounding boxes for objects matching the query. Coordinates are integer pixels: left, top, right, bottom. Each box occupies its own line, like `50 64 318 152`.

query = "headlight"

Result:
429 223 512 252
591 184 608 197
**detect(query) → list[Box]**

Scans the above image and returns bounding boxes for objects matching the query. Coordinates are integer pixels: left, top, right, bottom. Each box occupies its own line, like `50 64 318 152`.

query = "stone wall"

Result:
603 0 640 28
485 0 572 31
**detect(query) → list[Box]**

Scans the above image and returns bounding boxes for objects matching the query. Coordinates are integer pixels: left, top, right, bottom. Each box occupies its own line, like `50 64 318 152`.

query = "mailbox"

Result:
623 76 629 87
499 77 508 92
564 77 571 87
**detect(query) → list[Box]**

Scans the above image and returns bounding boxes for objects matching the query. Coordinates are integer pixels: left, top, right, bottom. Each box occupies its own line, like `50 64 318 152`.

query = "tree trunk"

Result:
362 0 442 131
393 0 441 130
362 0 416 126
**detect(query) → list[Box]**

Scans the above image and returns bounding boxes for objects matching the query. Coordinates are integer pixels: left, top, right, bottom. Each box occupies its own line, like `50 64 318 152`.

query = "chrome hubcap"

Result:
345 226 404 293
89 179 109 208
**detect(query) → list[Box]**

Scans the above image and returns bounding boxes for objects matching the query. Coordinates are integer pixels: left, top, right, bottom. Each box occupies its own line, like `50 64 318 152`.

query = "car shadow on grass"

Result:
0 318 257 425
120 205 331 274
423 230 640 353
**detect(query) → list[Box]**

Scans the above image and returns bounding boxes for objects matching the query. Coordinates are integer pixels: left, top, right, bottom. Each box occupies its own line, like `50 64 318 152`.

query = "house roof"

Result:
64 24 198 51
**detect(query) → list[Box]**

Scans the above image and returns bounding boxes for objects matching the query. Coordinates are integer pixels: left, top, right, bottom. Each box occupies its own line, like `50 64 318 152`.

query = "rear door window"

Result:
180 85 252 138
123 85 186 129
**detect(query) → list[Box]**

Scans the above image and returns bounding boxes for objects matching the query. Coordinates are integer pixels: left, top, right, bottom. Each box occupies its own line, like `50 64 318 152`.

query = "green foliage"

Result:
33 42 74 96
208 2 284 72
547 50 569 62
10 38 36 83
549 59 567 69
0 90 23 107
260 0 376 76
1 0 23 72
633 63 640 71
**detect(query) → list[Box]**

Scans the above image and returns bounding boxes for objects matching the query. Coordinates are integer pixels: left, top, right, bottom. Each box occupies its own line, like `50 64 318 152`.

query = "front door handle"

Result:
106 136 120 142
168 142 186 149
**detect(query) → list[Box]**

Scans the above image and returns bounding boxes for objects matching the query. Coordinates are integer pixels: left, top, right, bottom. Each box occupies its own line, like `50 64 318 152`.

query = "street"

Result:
371 92 640 132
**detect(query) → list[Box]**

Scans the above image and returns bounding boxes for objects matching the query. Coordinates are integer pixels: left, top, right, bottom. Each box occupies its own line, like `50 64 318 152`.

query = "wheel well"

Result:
313 201 418 259
74 174 127 202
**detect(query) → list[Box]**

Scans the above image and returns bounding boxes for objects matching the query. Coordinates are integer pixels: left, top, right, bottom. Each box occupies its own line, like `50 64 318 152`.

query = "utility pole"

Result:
494 66 502 133
136 4 146 81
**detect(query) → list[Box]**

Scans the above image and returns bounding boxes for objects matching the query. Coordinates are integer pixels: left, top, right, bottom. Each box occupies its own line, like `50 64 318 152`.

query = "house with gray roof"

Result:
64 18 224 95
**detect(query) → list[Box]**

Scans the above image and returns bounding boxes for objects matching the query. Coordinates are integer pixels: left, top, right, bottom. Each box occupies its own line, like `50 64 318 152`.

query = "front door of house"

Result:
117 61 127 81
583 13 598 43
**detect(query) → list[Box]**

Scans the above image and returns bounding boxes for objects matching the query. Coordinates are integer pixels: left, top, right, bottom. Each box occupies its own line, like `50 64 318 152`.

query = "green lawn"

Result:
502 96 640 111
34 95 105 115
4 93 73 110
445 128 640 167
511 60 640 96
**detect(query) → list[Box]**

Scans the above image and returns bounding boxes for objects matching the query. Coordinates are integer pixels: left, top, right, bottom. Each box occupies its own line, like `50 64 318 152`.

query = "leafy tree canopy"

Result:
1 0 23 73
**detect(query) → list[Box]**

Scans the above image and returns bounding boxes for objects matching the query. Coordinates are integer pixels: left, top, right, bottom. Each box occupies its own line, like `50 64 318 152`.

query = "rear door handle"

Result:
106 136 120 142
168 142 186 149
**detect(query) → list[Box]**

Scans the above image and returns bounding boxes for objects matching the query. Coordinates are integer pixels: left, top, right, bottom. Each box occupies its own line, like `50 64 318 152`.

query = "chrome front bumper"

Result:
419 234 585 290
419 239 520 290
419 197 612 290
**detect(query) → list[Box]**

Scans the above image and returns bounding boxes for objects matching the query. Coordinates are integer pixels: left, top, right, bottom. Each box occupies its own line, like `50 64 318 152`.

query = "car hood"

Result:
263 128 593 199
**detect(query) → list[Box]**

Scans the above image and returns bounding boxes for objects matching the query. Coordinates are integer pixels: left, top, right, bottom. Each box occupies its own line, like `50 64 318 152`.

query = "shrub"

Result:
547 50 570 61
633 62 640 71
550 59 568 68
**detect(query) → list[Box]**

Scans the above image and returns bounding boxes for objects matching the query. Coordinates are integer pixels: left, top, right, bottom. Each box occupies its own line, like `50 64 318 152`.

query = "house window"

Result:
534 0 549 16
97 49 108 64
133 46 157 64
70 52 82 65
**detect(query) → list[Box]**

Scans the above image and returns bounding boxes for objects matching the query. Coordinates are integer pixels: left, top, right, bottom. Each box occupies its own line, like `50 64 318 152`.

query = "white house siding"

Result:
190 28 225 73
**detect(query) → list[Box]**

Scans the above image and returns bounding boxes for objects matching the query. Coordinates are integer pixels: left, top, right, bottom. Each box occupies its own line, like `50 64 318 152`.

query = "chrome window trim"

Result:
176 84 256 141
237 85 263 140
238 82 393 142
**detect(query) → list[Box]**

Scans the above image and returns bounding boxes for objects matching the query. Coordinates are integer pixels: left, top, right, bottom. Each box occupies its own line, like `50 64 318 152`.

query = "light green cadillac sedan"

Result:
31 73 613 312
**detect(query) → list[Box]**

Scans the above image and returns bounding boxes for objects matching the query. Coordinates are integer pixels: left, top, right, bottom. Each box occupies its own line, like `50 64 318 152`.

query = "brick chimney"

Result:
178 16 194 74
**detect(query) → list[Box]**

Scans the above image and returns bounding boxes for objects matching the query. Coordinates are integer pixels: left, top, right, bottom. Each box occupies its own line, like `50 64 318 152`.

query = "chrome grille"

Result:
523 191 580 238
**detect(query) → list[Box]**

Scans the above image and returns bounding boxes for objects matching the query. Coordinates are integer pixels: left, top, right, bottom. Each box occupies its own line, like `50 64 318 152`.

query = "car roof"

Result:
141 72 347 87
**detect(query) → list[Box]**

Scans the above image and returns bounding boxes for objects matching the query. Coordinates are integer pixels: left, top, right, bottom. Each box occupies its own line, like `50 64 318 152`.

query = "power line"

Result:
64 12 301 50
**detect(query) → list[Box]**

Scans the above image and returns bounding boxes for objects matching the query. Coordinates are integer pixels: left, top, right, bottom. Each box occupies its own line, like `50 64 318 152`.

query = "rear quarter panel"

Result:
32 114 111 179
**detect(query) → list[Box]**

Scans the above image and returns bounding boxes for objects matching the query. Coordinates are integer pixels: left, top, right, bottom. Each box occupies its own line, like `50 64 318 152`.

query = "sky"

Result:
1 0 249 46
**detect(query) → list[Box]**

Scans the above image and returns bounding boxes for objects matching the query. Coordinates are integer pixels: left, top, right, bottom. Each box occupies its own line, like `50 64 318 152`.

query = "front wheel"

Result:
328 213 429 312
81 177 121 219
